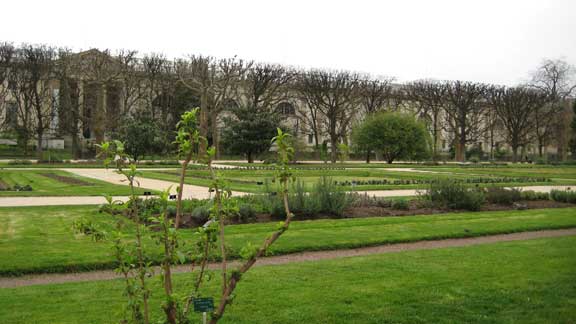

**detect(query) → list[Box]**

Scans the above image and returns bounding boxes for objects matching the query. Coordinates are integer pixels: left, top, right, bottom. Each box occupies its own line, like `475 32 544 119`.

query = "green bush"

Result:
391 199 410 210
485 187 521 205
260 176 353 219
7 159 33 165
520 190 549 201
550 190 576 204
191 205 210 224
312 176 352 217
237 204 256 223
425 179 485 211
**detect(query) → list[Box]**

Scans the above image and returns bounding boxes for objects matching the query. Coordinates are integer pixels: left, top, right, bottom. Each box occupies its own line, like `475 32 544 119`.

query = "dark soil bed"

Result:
343 200 574 218
40 173 94 186
185 200 576 228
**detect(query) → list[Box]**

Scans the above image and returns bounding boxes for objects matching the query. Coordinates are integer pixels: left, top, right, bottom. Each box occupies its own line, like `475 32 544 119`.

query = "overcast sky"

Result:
2 0 575 85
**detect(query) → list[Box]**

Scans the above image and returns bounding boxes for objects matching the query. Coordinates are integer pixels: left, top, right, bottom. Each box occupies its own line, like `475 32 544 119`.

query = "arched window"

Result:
275 102 295 115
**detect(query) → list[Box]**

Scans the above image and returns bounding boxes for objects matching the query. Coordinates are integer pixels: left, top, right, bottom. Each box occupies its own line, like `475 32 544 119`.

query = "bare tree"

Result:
76 49 124 144
176 55 252 158
404 80 446 158
486 85 548 161
358 75 395 114
297 69 360 163
0 42 15 129
529 59 576 158
117 49 146 116
54 48 85 158
440 80 488 162
8 44 57 158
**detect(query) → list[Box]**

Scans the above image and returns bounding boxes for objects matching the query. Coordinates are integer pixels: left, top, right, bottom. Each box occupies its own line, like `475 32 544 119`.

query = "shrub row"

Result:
336 177 550 186
550 189 576 204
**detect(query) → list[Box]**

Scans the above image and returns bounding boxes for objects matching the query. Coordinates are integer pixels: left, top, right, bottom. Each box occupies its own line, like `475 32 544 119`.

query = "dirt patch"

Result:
39 173 94 186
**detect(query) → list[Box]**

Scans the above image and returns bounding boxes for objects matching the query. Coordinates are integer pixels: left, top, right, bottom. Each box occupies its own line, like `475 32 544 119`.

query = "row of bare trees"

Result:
1 41 574 162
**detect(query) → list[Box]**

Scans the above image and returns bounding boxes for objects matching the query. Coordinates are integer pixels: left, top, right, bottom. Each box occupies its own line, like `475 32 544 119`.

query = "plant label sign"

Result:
193 297 214 313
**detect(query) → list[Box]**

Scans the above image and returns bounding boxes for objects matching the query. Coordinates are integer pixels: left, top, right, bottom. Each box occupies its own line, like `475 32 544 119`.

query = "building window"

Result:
308 134 314 144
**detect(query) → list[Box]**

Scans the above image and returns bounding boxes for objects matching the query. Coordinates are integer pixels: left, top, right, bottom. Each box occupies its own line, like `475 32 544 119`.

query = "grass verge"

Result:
0 236 574 323
0 206 575 276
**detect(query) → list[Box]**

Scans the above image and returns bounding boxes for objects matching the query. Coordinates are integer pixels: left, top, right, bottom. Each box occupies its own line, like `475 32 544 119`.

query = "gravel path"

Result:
1 228 574 288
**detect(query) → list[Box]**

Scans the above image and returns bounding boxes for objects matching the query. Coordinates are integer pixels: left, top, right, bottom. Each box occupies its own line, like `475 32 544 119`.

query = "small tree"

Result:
220 106 281 163
352 112 430 164
119 113 160 162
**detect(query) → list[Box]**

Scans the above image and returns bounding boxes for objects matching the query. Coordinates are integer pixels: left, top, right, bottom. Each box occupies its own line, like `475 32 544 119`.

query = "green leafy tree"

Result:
119 113 161 161
352 112 431 164
221 107 281 163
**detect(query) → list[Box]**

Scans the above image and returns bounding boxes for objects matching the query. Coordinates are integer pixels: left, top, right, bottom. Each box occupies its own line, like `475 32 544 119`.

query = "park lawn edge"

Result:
2 206 576 277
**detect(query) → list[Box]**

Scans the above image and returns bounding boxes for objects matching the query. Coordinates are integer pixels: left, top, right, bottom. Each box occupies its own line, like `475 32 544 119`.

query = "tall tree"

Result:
441 80 488 162
297 70 360 163
176 55 251 158
404 80 446 159
77 49 123 144
54 48 85 158
0 42 14 129
9 44 57 158
486 85 548 162
529 59 576 159
358 75 395 114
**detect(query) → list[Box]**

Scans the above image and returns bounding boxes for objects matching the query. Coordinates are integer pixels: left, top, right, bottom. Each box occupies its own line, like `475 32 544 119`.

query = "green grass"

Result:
0 236 574 323
1 205 575 276
421 166 576 181
139 166 572 193
0 170 150 196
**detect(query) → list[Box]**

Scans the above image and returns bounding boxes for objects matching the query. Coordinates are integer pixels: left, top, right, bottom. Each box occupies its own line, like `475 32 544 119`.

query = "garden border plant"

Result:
76 107 299 324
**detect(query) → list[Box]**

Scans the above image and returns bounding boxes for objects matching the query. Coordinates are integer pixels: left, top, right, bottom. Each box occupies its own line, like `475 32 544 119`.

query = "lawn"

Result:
0 236 574 323
1 205 575 276
420 165 576 181
0 170 150 196
139 166 573 193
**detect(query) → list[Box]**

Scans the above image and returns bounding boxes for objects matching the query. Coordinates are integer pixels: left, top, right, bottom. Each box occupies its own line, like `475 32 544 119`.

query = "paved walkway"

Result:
63 168 248 199
1 228 574 288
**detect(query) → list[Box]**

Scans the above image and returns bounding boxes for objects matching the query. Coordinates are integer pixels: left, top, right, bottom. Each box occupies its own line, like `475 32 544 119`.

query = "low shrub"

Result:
191 205 210 224
550 189 576 204
520 190 549 201
425 179 485 211
7 159 33 165
237 204 256 223
391 199 410 210
485 187 521 205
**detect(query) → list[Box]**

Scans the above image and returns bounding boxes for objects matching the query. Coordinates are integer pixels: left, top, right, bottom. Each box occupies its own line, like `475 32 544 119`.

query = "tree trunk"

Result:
93 84 106 144
330 134 338 164
365 151 371 163
512 146 519 163
211 114 220 159
199 91 209 157
36 131 43 160
247 152 254 163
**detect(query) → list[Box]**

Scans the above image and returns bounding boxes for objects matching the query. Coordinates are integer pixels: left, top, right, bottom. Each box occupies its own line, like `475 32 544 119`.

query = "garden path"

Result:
1 228 574 288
